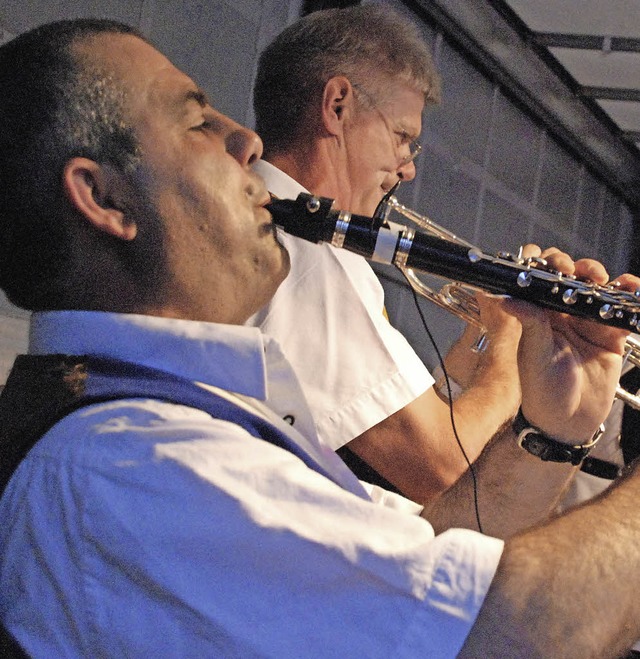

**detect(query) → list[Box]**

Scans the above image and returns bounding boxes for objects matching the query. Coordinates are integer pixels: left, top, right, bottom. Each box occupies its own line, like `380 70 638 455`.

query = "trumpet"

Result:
267 192 640 410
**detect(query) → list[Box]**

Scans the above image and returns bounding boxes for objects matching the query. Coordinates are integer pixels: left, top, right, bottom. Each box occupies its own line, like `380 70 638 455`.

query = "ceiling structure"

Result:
500 0 640 149
407 0 640 211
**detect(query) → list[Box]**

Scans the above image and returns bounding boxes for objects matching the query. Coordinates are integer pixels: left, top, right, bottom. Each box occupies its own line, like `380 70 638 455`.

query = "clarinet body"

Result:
267 193 640 332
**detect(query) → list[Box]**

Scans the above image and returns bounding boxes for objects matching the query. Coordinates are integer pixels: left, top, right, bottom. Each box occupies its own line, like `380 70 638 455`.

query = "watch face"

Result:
521 432 584 465
521 434 552 460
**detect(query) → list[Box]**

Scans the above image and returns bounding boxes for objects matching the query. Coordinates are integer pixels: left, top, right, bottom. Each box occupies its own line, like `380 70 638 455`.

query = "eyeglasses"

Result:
396 130 422 166
352 84 422 167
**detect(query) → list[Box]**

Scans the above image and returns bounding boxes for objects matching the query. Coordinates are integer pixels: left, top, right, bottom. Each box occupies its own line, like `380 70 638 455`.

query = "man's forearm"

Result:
440 309 522 455
459 459 640 658
345 347 522 506
447 351 521 458
423 424 576 538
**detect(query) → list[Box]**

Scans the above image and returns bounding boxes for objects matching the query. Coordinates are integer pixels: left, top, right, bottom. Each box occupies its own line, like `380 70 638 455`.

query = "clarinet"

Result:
267 193 640 332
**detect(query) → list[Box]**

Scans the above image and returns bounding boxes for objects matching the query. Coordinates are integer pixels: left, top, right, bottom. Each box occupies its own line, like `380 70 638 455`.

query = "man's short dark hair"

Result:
0 19 145 310
253 5 440 155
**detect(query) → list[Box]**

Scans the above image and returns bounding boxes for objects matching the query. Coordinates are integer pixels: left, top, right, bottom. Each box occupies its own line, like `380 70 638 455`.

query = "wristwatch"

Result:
513 408 605 466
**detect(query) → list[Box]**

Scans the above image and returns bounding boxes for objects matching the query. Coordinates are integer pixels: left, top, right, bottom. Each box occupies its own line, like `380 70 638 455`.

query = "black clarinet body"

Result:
267 193 640 332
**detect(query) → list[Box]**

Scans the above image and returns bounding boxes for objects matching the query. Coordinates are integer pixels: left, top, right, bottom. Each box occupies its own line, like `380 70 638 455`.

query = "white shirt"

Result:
250 160 434 448
0 311 502 658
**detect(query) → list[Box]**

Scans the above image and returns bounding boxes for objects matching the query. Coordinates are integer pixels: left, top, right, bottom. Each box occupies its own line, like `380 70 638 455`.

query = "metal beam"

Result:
403 0 640 210
535 32 640 53
582 87 640 103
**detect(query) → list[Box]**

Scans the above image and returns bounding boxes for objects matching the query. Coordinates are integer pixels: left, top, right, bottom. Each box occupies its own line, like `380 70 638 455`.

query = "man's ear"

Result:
321 76 355 137
62 157 137 241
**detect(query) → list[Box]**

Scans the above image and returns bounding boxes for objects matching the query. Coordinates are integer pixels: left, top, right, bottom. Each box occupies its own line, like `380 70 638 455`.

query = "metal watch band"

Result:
513 408 605 466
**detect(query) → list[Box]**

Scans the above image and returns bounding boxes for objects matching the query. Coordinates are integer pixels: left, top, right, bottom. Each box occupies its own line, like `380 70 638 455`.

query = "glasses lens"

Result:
400 140 421 166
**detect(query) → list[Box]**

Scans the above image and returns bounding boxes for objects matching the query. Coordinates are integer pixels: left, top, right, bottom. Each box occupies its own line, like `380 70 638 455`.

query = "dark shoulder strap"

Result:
0 354 366 499
0 354 87 497
0 620 29 658
0 619 29 658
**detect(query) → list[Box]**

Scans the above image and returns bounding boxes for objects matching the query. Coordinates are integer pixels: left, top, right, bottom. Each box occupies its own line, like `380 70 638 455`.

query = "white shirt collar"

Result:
252 159 308 200
29 311 270 400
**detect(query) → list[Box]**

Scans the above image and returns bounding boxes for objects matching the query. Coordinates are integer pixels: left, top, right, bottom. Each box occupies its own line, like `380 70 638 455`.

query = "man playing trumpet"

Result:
249 4 610 504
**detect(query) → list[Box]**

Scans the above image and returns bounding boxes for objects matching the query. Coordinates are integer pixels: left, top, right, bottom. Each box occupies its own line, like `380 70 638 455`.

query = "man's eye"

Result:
193 120 214 132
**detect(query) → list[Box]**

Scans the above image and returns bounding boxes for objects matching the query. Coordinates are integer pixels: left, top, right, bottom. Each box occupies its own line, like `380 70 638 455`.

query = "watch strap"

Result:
579 456 621 480
513 408 605 466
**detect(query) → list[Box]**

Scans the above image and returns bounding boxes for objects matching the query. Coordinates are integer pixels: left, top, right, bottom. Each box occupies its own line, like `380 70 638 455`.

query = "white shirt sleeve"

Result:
252 232 434 449
1 399 502 658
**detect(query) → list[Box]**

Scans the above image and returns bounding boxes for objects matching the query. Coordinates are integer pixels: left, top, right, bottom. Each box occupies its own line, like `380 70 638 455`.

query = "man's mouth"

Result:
256 191 271 208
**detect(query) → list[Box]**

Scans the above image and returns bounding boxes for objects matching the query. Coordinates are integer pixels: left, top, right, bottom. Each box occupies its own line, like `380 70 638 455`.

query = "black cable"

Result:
399 267 483 534
375 182 483 531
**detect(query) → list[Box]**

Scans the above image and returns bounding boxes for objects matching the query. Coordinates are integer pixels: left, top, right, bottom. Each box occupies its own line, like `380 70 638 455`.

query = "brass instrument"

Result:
267 192 640 410
382 195 640 410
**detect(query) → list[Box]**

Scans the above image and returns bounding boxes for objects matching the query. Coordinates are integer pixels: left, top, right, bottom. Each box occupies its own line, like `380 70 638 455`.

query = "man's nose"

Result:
397 159 416 182
223 119 263 167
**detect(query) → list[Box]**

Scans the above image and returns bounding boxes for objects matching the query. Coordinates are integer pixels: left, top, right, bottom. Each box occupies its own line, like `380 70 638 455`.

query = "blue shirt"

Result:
0 311 502 657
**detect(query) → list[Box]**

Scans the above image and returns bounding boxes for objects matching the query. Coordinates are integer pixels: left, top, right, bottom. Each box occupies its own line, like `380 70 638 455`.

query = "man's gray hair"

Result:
253 4 440 154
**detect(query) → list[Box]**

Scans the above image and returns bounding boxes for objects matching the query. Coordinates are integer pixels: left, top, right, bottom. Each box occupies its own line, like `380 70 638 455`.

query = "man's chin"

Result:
278 242 291 281
367 188 393 218
349 199 379 218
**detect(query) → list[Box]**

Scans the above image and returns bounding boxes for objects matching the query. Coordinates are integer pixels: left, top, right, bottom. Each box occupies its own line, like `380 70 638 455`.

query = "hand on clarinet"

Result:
503 244 636 445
